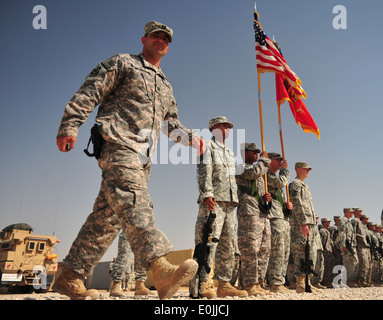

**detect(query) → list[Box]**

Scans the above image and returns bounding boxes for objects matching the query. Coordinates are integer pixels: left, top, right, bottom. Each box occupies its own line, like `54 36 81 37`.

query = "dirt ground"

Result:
0 286 382 300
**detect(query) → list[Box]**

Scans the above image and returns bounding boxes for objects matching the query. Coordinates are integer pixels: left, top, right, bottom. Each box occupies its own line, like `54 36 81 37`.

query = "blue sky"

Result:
1 0 382 262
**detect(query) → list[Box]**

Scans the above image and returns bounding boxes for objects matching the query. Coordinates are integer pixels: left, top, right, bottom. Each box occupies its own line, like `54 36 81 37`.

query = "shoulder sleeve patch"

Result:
86 58 116 80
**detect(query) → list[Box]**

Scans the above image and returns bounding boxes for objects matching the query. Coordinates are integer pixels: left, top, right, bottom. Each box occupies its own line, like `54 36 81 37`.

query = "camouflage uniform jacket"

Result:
266 168 290 220
338 216 356 249
289 178 316 227
353 218 369 248
320 227 333 254
57 53 195 156
235 157 270 212
197 137 238 204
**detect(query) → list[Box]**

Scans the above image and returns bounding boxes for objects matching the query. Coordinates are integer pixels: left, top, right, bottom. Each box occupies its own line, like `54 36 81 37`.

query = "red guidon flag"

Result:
276 73 320 139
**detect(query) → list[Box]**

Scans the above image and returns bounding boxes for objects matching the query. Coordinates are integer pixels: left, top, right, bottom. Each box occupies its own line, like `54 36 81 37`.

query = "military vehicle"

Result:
0 223 60 294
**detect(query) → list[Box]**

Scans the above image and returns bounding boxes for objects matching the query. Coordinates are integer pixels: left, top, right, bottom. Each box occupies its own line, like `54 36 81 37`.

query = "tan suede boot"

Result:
295 275 306 293
217 280 248 298
270 284 291 293
308 276 323 292
244 284 266 296
200 281 216 299
52 264 99 300
151 257 198 300
109 280 125 297
135 280 155 296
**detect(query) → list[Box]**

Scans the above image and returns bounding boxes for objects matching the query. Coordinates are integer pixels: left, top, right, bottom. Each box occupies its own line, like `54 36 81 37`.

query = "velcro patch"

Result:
86 58 115 80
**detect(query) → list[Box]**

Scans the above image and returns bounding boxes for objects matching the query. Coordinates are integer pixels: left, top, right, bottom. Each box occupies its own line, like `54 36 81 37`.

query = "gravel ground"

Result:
0 286 382 300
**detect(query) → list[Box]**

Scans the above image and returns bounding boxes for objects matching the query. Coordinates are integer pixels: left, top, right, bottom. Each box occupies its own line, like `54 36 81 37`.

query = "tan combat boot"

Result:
200 281 216 299
217 280 248 298
270 284 291 293
52 264 99 300
244 284 266 296
308 276 323 292
295 275 306 293
151 257 198 300
109 280 125 297
135 280 155 296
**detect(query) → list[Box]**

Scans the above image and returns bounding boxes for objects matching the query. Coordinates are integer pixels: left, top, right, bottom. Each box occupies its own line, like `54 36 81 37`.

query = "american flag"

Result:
254 11 305 97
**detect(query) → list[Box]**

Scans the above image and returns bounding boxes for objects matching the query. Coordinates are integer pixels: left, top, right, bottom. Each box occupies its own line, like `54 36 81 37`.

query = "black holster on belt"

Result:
84 124 105 159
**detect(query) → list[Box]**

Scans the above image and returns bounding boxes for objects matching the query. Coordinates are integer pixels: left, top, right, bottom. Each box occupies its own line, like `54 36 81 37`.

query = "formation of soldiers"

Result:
186 116 382 298
315 208 383 289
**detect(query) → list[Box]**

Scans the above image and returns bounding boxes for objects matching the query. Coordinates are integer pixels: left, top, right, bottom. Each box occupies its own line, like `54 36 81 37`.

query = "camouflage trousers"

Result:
322 252 335 285
194 201 237 282
267 218 290 286
290 223 317 277
109 231 147 282
237 208 271 286
356 245 369 282
341 250 359 282
64 142 173 275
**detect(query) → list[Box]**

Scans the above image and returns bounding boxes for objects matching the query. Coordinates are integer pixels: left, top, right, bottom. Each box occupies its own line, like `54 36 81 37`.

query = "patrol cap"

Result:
241 143 261 153
333 216 341 220
209 116 233 131
352 207 362 212
343 208 354 213
321 218 331 223
360 214 369 220
269 153 283 160
144 21 173 42
295 162 311 170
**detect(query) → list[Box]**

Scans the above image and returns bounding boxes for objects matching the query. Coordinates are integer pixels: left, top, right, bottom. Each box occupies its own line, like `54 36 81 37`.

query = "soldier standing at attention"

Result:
330 216 342 267
289 162 321 293
195 116 248 299
319 218 335 288
54 21 205 300
235 143 272 296
265 153 292 293
338 208 359 287
352 208 370 287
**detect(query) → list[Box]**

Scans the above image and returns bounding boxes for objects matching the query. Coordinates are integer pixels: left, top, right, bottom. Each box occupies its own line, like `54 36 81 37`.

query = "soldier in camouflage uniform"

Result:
352 208 370 287
194 116 248 299
329 216 342 267
311 216 326 289
366 222 380 285
338 208 359 287
109 231 154 297
375 224 383 284
319 218 335 288
289 162 322 293
265 153 292 293
54 21 205 300
235 143 272 296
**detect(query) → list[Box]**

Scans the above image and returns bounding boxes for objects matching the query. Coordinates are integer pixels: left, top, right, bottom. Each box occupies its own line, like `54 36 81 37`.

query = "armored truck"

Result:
0 223 60 293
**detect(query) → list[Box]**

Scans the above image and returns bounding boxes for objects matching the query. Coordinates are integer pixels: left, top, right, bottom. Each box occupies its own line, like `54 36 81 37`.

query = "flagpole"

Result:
257 71 268 194
277 103 290 202
254 3 268 194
